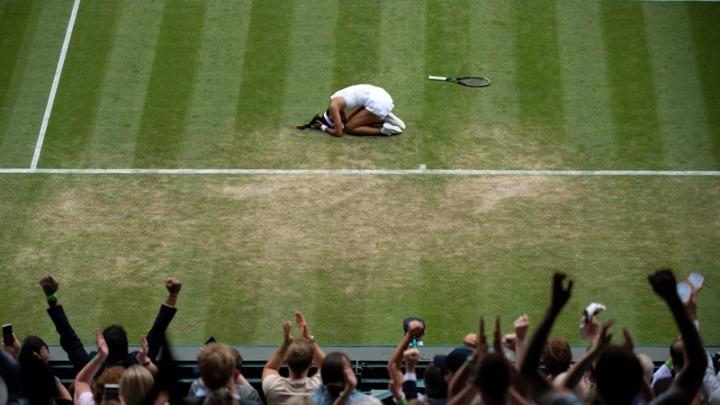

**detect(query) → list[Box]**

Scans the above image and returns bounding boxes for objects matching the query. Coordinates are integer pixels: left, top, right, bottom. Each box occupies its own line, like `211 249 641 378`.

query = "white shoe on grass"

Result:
381 123 403 136
385 112 406 130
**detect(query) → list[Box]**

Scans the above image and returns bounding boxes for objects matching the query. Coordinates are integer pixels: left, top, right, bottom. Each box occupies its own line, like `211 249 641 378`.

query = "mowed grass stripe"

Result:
87 1 165 168
331 1 381 88
556 2 614 170
687 3 720 166
181 1 252 167
422 0 471 167
643 4 716 170
0 0 38 147
513 0 564 131
277 2 337 168
600 2 664 169
42 0 122 167
0 0 70 167
234 0 295 137
133 0 207 168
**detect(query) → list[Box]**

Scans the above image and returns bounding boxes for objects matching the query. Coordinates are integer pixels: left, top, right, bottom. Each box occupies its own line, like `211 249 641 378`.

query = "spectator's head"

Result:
119 365 154 405
91 366 124 404
231 347 244 379
670 338 684 372
197 343 235 391
103 325 129 363
403 317 426 342
541 337 572 378
286 338 314 377
423 362 448 399
594 345 643 405
18 336 56 403
474 352 514 405
433 347 473 383
18 335 49 365
320 352 352 399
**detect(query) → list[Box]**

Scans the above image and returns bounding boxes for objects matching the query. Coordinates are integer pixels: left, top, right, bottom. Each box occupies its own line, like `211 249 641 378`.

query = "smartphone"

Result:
49 276 58 287
2 324 12 347
104 383 120 401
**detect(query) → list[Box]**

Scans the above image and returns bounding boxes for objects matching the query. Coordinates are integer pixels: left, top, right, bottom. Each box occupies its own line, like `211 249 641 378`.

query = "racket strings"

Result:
459 77 491 87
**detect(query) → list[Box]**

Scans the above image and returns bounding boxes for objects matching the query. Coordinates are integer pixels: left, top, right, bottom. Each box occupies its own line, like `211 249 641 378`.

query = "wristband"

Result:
46 293 57 302
92 356 102 365
664 360 673 368
281 341 290 349
320 125 328 133
393 394 406 405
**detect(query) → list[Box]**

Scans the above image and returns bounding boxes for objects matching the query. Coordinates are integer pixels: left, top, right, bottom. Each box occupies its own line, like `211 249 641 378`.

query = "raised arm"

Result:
73 328 109 403
519 272 573 403
648 269 707 404
296 311 325 368
387 320 423 373
262 320 293 378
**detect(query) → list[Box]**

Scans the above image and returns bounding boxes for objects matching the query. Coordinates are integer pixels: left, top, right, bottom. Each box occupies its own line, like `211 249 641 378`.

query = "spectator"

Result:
189 345 261 404
262 312 325 405
187 342 259 405
311 352 374 405
73 328 124 405
119 365 154 405
17 335 72 404
39 275 182 373
541 337 572 382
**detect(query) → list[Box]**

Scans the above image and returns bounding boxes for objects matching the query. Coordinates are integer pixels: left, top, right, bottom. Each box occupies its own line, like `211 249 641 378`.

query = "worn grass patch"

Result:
1 174 718 345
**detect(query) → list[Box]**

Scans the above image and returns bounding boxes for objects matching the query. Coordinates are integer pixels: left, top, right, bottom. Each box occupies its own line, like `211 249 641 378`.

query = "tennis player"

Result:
314 84 406 137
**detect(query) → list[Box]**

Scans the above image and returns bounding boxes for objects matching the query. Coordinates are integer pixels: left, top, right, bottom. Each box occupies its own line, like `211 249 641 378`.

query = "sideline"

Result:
30 0 82 170
1 167 720 176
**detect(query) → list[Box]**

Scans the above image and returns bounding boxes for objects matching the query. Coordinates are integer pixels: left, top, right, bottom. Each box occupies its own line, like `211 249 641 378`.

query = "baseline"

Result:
1 167 719 176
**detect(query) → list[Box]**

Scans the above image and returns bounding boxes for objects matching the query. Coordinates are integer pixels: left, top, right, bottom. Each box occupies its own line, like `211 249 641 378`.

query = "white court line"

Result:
30 0 82 170
1 167 719 176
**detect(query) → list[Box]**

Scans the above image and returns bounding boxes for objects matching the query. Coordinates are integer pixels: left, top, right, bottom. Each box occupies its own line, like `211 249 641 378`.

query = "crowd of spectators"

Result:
1 269 718 405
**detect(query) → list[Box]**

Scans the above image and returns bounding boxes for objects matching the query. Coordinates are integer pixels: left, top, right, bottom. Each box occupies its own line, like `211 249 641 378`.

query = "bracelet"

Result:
281 341 290 349
46 293 57 302
92 356 102 365
320 125 328 133
393 395 406 405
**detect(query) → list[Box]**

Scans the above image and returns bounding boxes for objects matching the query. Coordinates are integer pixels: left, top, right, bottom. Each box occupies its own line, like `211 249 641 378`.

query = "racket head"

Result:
457 76 491 87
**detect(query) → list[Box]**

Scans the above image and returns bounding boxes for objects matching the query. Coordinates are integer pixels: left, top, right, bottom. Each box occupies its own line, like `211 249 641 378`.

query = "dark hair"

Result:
423 362 448 399
231 348 243 372
103 324 129 363
18 336 57 403
320 352 350 385
670 339 684 371
474 352 513 402
286 339 314 376
541 337 572 377
595 345 643 405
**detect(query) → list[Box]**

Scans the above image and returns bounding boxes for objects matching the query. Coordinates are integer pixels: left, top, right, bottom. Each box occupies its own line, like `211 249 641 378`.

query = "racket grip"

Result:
428 75 447 81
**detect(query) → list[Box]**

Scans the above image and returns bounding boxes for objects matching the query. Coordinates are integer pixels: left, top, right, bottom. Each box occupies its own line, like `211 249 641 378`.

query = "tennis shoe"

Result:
384 112 406 130
381 123 403 136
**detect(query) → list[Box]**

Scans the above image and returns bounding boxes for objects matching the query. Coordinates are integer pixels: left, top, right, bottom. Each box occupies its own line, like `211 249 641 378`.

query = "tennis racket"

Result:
428 75 491 87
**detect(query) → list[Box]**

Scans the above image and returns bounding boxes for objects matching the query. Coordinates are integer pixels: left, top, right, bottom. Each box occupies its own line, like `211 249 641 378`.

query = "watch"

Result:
309 335 316 343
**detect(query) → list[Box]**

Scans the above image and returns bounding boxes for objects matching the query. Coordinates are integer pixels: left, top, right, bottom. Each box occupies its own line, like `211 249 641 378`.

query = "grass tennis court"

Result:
1 0 719 347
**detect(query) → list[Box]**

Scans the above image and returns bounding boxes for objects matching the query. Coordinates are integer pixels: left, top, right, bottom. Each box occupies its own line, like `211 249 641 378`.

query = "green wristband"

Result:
46 293 57 302
92 356 102 365
281 341 290 349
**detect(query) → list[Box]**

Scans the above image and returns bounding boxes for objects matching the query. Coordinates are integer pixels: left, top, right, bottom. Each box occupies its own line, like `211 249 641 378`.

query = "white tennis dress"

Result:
330 84 394 118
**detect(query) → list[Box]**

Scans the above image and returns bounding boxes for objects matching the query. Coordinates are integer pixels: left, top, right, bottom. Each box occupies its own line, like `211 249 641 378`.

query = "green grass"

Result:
0 0 719 347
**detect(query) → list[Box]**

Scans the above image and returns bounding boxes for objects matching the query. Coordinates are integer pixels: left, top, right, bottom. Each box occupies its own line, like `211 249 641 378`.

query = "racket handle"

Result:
428 75 447 81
